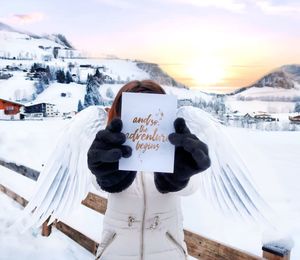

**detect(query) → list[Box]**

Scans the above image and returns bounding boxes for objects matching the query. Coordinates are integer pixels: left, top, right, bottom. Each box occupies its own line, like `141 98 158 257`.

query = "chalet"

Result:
62 111 77 119
289 115 300 124
254 113 276 122
178 99 193 107
244 113 254 119
0 98 24 120
80 64 92 68
24 102 59 117
226 111 244 120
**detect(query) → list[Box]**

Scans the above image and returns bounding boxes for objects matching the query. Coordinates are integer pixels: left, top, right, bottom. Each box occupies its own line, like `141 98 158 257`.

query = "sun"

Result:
185 57 226 87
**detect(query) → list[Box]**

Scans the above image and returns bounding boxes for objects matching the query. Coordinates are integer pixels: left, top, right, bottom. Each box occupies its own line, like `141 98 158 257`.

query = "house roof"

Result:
292 115 300 119
24 101 56 107
0 98 24 106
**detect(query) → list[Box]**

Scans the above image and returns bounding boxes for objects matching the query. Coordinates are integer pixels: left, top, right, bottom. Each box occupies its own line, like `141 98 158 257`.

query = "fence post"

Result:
262 242 291 260
41 217 52 237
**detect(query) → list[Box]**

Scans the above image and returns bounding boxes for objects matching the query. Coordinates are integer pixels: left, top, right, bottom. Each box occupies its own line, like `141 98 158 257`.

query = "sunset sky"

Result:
1 0 300 93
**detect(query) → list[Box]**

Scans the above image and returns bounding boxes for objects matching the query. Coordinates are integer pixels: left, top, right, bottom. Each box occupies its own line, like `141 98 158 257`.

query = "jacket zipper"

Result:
166 231 188 260
95 232 117 260
140 171 146 260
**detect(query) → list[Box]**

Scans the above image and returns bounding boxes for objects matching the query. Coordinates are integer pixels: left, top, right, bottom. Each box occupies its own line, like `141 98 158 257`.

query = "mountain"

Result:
230 65 300 96
0 22 41 39
0 22 79 60
0 22 17 33
43 34 74 49
225 65 300 114
136 62 187 89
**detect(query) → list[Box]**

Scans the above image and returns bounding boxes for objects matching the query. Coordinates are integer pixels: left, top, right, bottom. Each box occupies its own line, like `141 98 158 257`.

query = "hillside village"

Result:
0 22 300 132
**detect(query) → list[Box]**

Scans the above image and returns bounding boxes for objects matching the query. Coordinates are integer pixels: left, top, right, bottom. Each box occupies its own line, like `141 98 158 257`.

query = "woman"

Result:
87 80 211 260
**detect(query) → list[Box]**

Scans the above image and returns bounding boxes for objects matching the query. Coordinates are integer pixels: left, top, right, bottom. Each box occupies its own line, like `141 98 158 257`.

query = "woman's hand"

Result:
154 117 211 193
87 118 136 193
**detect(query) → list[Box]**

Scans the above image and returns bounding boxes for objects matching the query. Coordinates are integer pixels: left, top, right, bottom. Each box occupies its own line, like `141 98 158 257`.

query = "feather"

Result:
177 106 273 223
16 104 274 230
15 106 107 230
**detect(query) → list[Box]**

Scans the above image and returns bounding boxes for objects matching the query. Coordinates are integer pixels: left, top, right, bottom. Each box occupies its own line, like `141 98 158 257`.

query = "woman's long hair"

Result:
107 80 166 125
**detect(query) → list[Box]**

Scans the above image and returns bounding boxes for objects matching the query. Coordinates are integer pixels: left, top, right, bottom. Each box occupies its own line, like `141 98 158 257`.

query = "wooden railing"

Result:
0 160 291 260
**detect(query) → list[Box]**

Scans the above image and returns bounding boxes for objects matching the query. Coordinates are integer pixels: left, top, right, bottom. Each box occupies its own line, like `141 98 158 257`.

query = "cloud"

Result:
254 0 300 16
170 0 247 13
0 12 45 25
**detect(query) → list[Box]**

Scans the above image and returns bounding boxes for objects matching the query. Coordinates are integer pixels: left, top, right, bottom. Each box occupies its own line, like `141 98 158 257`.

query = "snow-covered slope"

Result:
0 22 80 60
226 65 300 113
26 82 86 114
0 71 35 101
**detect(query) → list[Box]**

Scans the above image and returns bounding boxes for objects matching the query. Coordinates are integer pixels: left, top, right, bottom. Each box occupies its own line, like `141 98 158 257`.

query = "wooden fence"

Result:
0 160 291 260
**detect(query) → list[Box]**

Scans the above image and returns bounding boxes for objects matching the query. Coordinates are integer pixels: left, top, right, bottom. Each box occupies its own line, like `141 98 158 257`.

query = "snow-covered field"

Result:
0 117 299 259
26 82 86 114
226 99 296 114
0 71 35 101
0 192 95 260
226 85 300 114
0 119 69 170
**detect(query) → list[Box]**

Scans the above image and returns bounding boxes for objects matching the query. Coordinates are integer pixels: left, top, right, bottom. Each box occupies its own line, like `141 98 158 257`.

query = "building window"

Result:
6 106 14 111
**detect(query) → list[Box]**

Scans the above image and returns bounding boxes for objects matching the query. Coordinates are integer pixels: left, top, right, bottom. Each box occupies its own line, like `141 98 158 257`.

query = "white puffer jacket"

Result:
93 171 200 260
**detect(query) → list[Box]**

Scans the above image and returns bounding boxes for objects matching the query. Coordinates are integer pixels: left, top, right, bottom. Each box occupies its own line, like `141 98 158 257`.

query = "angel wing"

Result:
15 106 107 230
17 104 272 231
177 106 273 223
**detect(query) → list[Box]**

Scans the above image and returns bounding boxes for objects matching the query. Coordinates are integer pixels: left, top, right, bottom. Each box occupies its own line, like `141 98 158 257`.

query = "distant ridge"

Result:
228 64 300 96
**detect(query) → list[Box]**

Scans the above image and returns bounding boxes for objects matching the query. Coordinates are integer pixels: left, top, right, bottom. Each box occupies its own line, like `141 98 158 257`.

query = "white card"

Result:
119 92 177 173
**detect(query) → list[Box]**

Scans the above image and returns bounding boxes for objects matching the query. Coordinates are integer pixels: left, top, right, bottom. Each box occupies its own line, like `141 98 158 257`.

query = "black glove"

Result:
87 118 136 193
154 118 211 193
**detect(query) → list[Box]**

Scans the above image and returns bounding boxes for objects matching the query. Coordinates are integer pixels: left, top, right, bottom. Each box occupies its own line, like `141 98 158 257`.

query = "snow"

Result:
0 192 94 260
226 99 296 114
0 71 35 101
226 86 300 114
0 31 65 60
0 118 300 259
0 119 68 170
26 82 86 113
71 58 149 82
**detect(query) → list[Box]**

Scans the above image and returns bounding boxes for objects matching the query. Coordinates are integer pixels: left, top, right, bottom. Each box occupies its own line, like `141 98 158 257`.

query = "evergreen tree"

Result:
34 79 46 94
106 87 114 99
65 71 73 84
53 47 59 59
84 77 104 107
295 102 300 113
56 70 66 83
94 68 101 78
77 100 84 112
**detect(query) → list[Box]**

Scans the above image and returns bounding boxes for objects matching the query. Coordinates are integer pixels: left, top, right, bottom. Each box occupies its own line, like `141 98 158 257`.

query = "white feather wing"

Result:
16 106 107 230
178 106 272 222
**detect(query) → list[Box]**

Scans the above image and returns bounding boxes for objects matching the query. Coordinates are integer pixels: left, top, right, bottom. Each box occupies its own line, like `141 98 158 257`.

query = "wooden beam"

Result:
184 229 265 260
81 192 107 214
0 184 28 207
55 221 98 255
0 159 39 181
